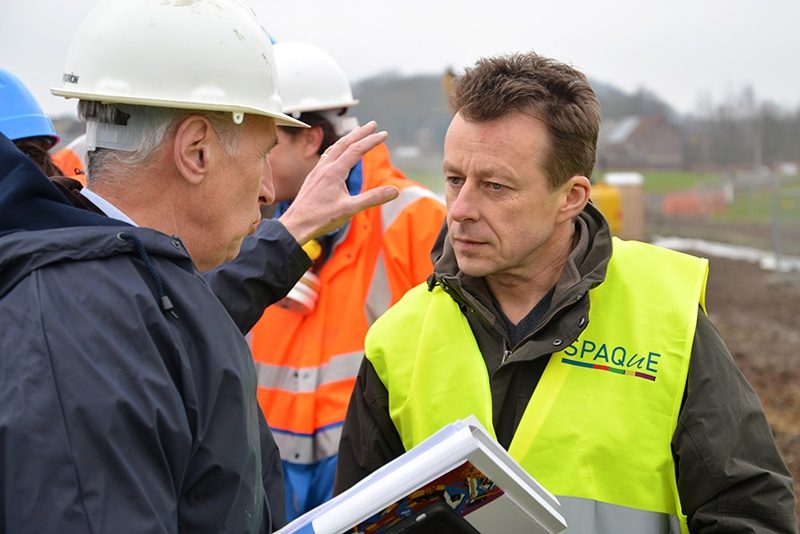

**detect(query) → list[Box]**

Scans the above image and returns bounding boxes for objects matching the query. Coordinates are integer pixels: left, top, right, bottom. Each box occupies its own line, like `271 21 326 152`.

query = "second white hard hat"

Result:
273 42 359 116
51 0 305 128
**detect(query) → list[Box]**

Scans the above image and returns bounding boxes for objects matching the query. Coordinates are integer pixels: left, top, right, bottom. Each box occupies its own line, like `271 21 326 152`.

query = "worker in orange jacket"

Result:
248 42 446 521
52 134 87 183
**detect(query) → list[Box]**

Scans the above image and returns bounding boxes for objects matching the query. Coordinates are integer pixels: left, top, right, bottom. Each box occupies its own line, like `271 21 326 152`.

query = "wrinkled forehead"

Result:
444 111 552 168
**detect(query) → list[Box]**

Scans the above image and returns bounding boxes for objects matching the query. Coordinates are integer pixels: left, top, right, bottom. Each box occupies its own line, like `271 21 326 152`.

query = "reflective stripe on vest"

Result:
365 238 708 534
380 185 442 232
255 351 363 393
272 423 343 464
365 251 390 325
559 497 681 534
365 187 444 323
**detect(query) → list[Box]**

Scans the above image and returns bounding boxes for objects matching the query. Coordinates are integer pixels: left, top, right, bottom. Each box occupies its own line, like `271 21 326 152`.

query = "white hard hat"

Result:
51 0 305 128
273 42 359 116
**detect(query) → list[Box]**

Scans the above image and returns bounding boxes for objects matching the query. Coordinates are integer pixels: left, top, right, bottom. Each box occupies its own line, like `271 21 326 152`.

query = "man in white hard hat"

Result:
0 1 397 532
248 41 446 521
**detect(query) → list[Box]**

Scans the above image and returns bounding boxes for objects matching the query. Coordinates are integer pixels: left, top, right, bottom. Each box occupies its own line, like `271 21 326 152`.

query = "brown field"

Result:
650 211 800 518
702 254 800 515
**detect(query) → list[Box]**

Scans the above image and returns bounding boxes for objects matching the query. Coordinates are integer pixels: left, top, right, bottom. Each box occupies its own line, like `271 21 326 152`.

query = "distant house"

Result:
600 115 684 169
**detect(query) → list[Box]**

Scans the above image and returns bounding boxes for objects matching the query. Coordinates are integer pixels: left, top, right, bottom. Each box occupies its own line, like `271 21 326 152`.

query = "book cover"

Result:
276 418 566 534
349 460 502 533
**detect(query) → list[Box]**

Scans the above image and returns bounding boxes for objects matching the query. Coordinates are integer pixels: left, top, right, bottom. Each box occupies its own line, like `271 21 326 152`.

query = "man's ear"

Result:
173 115 215 185
557 175 592 223
300 125 326 159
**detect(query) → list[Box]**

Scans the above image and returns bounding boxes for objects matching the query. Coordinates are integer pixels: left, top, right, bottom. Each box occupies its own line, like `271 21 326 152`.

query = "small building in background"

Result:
775 161 799 176
600 115 684 169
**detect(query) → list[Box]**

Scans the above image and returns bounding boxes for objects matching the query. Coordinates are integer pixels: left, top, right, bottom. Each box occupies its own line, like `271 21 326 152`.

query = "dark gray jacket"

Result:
0 134 310 533
336 202 797 533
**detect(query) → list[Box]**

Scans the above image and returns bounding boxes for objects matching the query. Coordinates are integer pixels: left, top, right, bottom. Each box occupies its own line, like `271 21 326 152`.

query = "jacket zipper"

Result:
439 277 526 366
501 338 512 365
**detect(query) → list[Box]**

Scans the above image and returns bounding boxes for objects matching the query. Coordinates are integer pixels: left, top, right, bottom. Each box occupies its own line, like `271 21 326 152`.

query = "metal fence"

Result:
647 173 800 269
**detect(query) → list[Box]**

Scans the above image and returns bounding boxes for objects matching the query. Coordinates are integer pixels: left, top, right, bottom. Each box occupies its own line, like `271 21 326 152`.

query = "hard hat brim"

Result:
283 98 360 116
50 88 309 128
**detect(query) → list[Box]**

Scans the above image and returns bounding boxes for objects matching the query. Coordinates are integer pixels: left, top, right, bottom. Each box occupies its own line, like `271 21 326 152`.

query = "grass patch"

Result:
394 155 445 194
630 170 722 194
721 188 800 223
403 169 443 193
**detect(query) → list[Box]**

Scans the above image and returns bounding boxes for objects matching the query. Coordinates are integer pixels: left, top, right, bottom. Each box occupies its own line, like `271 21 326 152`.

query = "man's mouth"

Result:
452 236 486 250
452 234 482 244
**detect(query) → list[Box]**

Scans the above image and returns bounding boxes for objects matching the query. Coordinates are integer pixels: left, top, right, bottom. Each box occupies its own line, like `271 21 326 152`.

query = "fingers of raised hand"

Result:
344 186 400 219
326 131 388 175
322 121 378 161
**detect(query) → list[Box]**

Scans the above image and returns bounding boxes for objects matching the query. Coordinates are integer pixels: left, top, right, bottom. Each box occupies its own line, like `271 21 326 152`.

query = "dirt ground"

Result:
648 209 800 516
700 254 800 513
649 216 800 257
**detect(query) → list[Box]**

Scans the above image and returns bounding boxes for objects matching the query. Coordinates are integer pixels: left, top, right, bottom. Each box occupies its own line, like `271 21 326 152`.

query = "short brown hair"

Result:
279 112 339 156
448 52 600 189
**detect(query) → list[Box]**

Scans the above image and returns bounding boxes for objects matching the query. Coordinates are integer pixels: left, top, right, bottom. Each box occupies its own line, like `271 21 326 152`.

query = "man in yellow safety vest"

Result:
335 52 797 533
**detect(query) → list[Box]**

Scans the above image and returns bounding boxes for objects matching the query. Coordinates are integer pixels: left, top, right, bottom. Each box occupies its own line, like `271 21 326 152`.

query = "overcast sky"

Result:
2 0 798 117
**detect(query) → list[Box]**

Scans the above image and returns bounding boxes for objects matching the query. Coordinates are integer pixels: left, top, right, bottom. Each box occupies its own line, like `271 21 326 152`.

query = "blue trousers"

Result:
282 455 338 522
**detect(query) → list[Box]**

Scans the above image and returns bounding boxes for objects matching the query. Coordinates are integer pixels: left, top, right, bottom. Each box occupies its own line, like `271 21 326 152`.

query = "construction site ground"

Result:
651 217 800 517
705 255 800 513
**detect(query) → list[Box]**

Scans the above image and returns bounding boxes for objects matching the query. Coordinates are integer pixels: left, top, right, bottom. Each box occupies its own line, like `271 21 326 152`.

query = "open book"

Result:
276 417 567 534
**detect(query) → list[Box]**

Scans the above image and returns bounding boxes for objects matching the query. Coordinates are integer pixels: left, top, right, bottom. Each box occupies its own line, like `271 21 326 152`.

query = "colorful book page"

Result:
348 461 504 534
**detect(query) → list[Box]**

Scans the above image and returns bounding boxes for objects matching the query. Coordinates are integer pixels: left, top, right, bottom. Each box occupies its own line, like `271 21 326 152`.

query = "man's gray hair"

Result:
77 101 241 180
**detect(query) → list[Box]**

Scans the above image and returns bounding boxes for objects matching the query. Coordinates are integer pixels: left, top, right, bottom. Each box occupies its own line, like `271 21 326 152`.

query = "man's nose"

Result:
260 159 276 205
447 181 479 222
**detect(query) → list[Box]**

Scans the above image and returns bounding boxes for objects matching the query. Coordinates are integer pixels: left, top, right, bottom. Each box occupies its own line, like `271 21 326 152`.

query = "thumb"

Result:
348 186 400 214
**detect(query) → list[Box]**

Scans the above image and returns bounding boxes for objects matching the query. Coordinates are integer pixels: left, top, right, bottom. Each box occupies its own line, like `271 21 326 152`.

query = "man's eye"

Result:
445 176 464 187
486 182 504 191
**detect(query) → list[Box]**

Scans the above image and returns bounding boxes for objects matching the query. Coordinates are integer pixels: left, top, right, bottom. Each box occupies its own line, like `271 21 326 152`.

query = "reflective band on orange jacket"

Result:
250 143 445 465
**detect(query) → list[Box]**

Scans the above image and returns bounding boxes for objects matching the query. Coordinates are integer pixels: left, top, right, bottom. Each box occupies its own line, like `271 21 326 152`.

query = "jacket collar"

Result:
0 133 194 300
430 202 612 337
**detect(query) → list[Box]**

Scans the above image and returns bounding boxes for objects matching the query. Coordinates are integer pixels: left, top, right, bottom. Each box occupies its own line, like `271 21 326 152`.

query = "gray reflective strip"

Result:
273 425 343 464
255 351 363 393
558 496 681 534
380 185 442 232
367 187 442 324
365 251 391 325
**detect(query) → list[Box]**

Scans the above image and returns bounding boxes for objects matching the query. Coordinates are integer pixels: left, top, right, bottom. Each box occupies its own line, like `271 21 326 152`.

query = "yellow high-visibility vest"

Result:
366 238 708 533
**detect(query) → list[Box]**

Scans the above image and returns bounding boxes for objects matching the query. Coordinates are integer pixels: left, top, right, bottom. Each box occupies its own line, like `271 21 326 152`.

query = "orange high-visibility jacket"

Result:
249 143 445 466
52 141 86 184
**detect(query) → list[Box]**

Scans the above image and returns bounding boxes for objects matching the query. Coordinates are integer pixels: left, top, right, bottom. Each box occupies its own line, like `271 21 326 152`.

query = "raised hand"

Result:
278 121 399 245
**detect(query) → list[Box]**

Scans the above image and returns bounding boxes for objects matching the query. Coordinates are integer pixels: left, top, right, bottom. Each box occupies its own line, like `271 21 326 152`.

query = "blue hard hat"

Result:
0 68 59 146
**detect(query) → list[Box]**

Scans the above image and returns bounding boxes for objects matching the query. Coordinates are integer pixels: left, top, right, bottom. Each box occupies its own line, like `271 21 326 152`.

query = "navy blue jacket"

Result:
0 133 310 532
